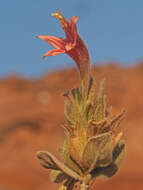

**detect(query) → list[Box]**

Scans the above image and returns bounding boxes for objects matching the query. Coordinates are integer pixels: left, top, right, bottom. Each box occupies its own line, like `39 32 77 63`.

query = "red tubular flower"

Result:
37 10 90 81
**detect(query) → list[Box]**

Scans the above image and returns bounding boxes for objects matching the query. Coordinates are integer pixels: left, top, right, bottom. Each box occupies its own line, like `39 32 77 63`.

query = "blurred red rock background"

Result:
0 63 143 190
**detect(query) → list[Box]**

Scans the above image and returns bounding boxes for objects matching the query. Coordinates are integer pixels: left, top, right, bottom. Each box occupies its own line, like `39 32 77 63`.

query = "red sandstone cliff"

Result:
0 63 143 190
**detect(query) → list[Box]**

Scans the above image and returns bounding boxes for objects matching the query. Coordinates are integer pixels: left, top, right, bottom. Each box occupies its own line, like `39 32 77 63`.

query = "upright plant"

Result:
36 11 125 190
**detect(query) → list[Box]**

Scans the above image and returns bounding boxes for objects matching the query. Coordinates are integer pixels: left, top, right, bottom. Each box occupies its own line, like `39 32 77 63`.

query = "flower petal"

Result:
37 35 66 49
70 16 78 45
70 16 78 25
37 11 90 82
52 10 69 31
43 49 65 58
52 11 77 43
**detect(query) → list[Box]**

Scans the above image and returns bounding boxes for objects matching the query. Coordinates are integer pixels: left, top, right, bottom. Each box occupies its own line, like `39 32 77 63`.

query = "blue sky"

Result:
0 0 143 77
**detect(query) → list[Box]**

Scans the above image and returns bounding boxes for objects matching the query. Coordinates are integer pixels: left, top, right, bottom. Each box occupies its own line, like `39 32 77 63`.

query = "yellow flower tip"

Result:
51 10 68 28
51 12 63 20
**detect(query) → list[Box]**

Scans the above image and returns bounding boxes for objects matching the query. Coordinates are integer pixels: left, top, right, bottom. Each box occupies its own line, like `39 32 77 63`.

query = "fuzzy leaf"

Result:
60 138 69 161
68 127 87 165
82 133 112 172
65 152 84 175
91 140 125 180
59 185 67 190
50 170 68 183
63 178 76 190
64 98 74 125
60 138 84 175
65 149 84 175
110 110 125 130
100 110 125 134
87 77 96 106
94 80 106 122
36 151 81 180
36 151 59 170
91 163 118 181
112 140 125 168
87 119 107 138
75 88 82 105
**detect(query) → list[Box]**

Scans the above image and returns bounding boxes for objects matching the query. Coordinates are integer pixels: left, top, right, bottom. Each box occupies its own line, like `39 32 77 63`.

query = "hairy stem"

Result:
80 182 89 190
80 174 91 190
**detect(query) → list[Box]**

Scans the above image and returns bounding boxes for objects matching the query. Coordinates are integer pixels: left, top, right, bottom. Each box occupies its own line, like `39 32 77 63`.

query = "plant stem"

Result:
80 174 91 190
80 182 89 190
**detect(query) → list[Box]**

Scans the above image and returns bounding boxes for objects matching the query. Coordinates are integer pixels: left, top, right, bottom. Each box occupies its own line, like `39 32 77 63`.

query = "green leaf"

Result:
75 88 82 105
